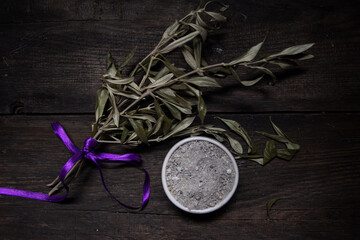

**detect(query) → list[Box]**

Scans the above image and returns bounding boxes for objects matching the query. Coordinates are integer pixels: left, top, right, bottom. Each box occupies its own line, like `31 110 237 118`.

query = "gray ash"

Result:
165 140 236 210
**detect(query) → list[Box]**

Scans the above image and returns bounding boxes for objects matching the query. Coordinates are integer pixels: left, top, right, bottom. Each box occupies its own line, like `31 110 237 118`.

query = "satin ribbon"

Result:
0 122 150 210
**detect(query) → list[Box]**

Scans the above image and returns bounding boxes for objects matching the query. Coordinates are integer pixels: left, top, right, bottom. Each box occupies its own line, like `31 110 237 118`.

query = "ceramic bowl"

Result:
162 136 239 214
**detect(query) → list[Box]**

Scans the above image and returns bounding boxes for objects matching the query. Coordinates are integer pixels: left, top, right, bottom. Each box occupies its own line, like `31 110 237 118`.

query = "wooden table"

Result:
0 1 359 239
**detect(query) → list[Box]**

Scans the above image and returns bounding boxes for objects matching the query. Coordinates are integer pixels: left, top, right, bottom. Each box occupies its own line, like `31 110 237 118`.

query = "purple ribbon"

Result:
0 122 150 210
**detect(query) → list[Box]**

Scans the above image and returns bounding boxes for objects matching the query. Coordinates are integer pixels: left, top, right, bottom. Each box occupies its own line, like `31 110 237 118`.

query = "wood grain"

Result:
0 1 359 239
0 114 359 239
0 0 359 113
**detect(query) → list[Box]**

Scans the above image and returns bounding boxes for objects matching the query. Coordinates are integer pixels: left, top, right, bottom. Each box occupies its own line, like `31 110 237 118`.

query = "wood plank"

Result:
0 1 359 113
0 208 358 240
0 114 359 239
0 0 357 24
0 0 195 23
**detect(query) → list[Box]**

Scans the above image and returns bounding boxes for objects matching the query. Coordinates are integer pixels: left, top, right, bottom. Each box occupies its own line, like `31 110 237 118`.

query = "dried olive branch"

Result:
95 62 226 136
47 1 313 196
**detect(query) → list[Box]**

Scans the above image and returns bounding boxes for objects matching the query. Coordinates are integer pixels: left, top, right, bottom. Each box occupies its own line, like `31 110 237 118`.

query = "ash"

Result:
166 140 236 210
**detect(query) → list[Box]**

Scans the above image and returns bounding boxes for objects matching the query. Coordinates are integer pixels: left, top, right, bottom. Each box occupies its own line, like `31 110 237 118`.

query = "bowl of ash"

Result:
162 136 239 214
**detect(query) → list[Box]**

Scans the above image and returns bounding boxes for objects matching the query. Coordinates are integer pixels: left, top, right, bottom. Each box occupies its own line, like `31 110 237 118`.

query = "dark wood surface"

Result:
0 1 359 239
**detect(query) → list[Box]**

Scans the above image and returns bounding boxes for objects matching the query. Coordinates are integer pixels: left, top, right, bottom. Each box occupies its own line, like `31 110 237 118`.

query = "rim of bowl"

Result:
161 136 239 214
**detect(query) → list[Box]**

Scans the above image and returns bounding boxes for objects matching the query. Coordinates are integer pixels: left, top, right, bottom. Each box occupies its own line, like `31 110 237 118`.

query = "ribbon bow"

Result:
0 122 150 210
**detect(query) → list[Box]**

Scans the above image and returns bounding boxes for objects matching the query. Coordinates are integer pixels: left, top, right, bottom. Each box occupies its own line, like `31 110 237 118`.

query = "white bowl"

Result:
162 136 239 214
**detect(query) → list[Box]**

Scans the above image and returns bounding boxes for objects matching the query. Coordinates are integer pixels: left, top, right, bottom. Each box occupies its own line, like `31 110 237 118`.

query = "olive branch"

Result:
47 1 313 195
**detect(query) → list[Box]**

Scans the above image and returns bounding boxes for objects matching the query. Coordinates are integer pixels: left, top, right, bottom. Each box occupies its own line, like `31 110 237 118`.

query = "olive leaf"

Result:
188 23 207 41
157 91 192 114
193 37 202 68
160 31 200 54
225 133 243 154
128 118 148 145
181 76 221 87
203 0 229 11
217 117 258 154
184 83 206 123
172 125 203 137
95 87 108 122
158 89 192 109
268 43 315 58
269 118 291 141
144 119 153 133
105 76 134 85
120 127 129 143
181 47 198 70
118 47 137 73
255 119 300 162
146 73 174 89
153 97 165 117
298 54 314 61
160 116 196 140
263 140 277 165
247 157 266 165
154 98 172 135
106 85 120 127
266 197 282 217
128 82 142 95
198 94 207 124
149 115 163 137
196 12 208 28
106 84 140 100
157 56 186 77
162 20 180 39
269 59 298 69
256 131 288 143
256 121 300 151
240 140 276 166
106 52 117 78
205 11 227 22
112 90 140 100
154 66 170 80
210 133 225 142
156 87 176 97
123 114 157 123
141 56 160 70
247 65 276 81
229 67 264 87
276 148 297 161
241 76 264 87
166 100 192 115
184 83 200 96
163 100 182 120
219 5 229 12
229 41 264 65
204 126 227 133
162 118 173 135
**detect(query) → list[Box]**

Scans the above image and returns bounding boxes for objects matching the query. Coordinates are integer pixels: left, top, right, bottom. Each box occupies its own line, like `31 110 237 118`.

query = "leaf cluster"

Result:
217 117 300 165
92 1 311 163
